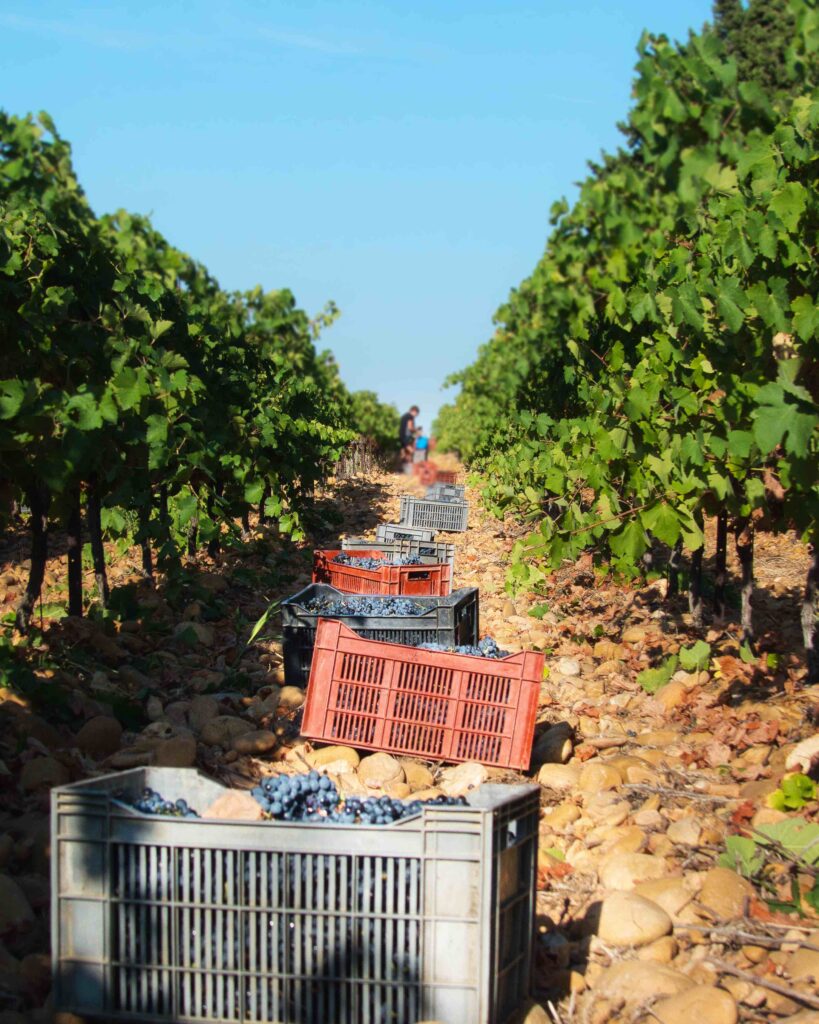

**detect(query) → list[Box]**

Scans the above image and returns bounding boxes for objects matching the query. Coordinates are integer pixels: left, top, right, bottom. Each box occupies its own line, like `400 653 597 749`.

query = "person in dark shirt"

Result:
399 405 419 471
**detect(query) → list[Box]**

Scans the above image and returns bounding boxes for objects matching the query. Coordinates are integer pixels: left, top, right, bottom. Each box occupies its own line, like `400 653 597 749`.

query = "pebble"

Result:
233 730 278 755
787 941 819 984
20 756 69 793
537 763 581 791
698 867 754 919
599 852 670 890
652 985 738 1024
557 657 581 676
622 625 648 643
596 892 672 946
278 686 305 709
595 961 693 1003
579 762 622 792
146 695 164 721
439 761 487 797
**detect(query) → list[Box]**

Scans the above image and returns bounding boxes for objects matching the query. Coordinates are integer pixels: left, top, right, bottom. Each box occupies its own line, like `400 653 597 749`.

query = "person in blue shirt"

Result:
413 427 429 463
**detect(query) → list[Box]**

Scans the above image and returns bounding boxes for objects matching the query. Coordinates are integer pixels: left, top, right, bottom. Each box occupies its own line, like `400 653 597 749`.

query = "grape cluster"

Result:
333 553 423 570
121 787 200 818
250 770 467 824
418 636 510 659
304 594 424 616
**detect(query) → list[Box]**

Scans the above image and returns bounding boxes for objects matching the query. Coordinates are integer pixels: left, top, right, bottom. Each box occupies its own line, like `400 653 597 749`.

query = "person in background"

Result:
398 405 419 471
413 426 429 463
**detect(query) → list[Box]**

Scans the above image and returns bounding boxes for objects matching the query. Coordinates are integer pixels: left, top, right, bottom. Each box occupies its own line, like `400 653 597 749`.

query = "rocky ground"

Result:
0 460 818 1024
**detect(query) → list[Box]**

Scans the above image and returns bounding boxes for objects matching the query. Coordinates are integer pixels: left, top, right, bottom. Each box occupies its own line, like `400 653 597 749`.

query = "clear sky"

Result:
2 0 713 429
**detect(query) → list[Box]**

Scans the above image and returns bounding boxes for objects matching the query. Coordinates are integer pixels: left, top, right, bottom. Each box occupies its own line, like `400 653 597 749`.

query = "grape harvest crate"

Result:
342 535 456 571
435 469 458 485
281 583 479 686
376 522 437 543
52 766 539 1024
399 494 469 533
411 459 438 486
426 482 465 502
302 620 544 770
312 549 452 597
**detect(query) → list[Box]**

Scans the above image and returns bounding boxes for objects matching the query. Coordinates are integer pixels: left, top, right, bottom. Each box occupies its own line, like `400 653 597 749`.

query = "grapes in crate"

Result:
418 636 510 659
304 594 425 616
118 787 200 817
250 770 467 824
332 552 423 570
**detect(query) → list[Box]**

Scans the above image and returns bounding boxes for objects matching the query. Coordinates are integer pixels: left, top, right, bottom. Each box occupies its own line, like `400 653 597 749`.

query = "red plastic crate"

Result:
412 460 438 486
302 620 544 770
435 469 458 484
312 549 452 596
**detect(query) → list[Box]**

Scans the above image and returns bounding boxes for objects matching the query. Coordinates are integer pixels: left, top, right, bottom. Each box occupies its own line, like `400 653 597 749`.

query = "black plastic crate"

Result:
281 583 479 686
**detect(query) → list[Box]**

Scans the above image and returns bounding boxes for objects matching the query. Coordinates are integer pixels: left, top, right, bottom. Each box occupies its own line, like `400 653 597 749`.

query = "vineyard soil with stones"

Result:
1 458 818 1024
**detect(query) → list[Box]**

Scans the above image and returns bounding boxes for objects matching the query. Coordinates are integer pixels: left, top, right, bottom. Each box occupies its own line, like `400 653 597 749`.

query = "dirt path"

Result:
0 462 817 1023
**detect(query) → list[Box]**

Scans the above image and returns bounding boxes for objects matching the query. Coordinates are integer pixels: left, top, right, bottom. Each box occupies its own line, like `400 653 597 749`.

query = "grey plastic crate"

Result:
400 495 469 533
52 767 538 1024
376 522 437 543
281 583 479 686
341 536 456 571
425 483 466 503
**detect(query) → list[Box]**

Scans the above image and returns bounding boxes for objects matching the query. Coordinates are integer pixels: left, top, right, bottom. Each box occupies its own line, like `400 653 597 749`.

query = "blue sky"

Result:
2 1 713 429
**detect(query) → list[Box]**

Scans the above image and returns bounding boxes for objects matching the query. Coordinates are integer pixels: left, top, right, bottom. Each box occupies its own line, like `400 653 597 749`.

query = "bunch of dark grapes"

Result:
333 553 423 570
250 771 467 824
122 787 200 818
418 636 510 659
304 595 425 617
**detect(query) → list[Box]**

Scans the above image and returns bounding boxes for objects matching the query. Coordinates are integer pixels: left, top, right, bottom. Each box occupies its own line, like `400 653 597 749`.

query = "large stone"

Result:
203 791 263 821
188 695 220 734
653 985 738 1024
309 745 360 770
579 762 622 792
634 877 697 920
233 730 278 755
20 756 69 793
154 735 197 767
20 951 51 1001
0 875 35 942
174 621 214 647
667 816 701 846
538 763 581 791
439 761 487 798
75 716 123 758
699 867 754 919
542 803 581 829
599 853 670 890
787 942 819 984
401 760 434 791
278 686 305 709
654 681 688 712
596 892 672 947
556 657 581 677
595 961 694 1004
533 723 574 765
358 753 404 789
200 716 252 748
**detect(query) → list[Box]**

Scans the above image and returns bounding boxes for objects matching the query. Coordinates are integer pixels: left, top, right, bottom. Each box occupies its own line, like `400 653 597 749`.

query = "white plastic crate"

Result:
376 522 437 543
52 768 538 1024
341 535 456 571
400 495 469 533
